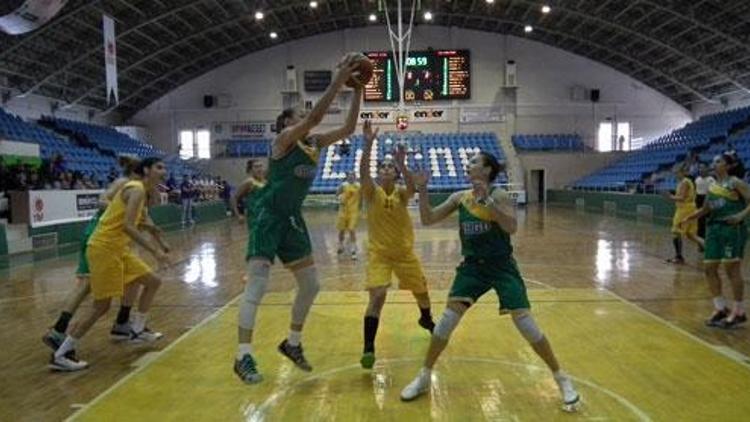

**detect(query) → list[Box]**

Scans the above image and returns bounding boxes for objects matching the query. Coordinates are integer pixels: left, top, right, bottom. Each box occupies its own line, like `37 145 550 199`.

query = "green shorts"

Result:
76 240 90 276
704 223 747 263
248 207 312 264
449 256 530 314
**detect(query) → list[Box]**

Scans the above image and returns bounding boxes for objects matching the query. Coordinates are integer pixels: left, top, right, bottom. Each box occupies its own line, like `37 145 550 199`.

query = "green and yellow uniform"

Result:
87 180 151 299
448 189 530 313
672 178 698 236
336 181 361 231
249 141 319 264
244 177 266 260
364 184 427 293
75 209 104 276
704 178 747 263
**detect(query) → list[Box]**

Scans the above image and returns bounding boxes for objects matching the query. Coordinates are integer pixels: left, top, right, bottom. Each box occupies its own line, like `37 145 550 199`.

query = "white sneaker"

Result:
49 352 88 372
555 374 581 412
351 250 358 260
129 327 164 344
400 370 431 401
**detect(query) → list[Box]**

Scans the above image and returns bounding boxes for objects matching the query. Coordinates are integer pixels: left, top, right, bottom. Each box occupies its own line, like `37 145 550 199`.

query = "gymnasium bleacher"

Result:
311 132 507 193
513 134 584 151
573 106 750 191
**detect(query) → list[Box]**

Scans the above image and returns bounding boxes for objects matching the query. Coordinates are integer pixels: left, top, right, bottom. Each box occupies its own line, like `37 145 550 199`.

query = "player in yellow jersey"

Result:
358 121 435 369
336 171 361 259
50 158 169 371
665 163 703 264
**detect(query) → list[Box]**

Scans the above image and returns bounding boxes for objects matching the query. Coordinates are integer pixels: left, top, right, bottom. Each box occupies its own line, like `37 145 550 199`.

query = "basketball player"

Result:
49 158 169 371
234 54 363 384
336 171 361 259
232 159 267 262
694 163 715 239
43 158 168 351
357 122 435 369
399 152 580 412
682 153 748 328
664 163 703 264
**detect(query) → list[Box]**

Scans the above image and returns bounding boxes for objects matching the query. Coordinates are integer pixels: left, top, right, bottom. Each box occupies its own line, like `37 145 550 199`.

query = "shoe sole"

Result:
278 346 313 372
400 388 428 402
48 363 88 372
236 373 264 384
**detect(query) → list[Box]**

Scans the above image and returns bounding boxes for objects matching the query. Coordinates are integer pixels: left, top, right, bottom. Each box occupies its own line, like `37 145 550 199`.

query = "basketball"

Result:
346 54 374 88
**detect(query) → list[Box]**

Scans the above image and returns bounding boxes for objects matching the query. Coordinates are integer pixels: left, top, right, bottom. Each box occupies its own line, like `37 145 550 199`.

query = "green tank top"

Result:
255 141 319 215
706 178 746 225
82 208 105 241
458 190 513 258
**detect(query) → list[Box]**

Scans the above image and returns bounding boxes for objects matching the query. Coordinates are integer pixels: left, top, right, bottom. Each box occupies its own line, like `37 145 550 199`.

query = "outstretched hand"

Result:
412 170 430 189
363 120 379 145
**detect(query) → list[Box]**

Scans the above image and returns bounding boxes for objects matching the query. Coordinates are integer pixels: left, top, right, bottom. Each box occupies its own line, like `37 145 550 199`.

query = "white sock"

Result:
419 367 432 378
713 296 727 311
553 370 567 381
55 336 78 358
287 330 302 346
237 343 253 360
735 300 745 313
131 311 147 333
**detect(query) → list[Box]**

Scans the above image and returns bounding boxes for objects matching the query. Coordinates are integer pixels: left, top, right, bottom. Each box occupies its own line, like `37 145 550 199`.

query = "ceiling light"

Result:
269 32 278 39
368 13 377 22
423 11 433 21
254 11 264 21
486 0 495 3
309 1 318 8
524 25 533 33
541 5 551 14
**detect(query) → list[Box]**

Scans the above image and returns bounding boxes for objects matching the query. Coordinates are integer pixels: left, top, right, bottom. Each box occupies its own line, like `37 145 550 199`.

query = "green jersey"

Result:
458 189 513 258
244 178 266 260
706 178 746 225
255 141 319 216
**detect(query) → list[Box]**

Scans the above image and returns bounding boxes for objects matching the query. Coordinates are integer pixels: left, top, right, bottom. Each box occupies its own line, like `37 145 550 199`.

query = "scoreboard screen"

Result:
364 50 471 102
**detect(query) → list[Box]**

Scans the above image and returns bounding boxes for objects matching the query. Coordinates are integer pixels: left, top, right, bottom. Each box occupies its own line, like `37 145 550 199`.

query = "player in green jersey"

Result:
232 159 267 261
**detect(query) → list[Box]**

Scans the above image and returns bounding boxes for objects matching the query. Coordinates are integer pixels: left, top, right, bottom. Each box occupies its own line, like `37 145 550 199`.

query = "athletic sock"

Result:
713 296 727 311
53 311 73 334
54 336 78 358
237 343 253 360
672 237 683 259
287 330 302 346
419 306 432 320
363 316 379 353
115 306 132 325
131 311 147 333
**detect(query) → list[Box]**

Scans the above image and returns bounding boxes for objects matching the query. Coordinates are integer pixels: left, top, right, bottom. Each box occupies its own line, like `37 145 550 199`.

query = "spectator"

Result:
180 175 195 226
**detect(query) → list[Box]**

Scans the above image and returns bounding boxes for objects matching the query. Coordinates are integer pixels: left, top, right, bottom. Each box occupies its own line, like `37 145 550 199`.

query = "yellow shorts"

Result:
336 210 359 231
366 251 428 293
672 208 698 237
88 245 153 300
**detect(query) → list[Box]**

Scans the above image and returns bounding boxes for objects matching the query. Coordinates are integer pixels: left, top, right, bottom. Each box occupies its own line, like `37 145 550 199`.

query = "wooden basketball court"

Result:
2 206 750 421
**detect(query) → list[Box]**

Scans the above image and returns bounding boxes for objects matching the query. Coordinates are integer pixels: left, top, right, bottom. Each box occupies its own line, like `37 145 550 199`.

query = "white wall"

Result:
130 26 692 154
1 92 109 124
519 151 625 199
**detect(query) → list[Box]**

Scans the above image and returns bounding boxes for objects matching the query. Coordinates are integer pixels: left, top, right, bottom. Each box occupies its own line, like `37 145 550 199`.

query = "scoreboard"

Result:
364 50 471 102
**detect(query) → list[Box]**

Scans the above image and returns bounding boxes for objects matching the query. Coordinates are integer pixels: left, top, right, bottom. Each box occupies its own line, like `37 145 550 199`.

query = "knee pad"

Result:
512 312 544 344
239 261 271 330
433 308 462 340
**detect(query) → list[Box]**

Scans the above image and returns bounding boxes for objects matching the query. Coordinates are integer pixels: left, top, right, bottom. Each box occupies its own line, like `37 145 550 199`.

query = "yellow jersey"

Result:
339 182 361 213
366 184 413 257
675 178 697 211
89 180 146 250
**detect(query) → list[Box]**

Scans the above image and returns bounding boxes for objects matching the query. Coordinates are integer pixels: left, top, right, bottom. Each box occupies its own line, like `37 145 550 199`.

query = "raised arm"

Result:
413 171 462 225
122 187 166 260
393 144 416 198
273 55 358 156
359 120 379 197
315 86 363 148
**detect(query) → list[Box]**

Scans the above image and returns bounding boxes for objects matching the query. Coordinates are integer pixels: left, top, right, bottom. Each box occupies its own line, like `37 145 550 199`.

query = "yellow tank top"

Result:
366 185 414 257
676 178 697 211
339 182 361 213
89 180 146 250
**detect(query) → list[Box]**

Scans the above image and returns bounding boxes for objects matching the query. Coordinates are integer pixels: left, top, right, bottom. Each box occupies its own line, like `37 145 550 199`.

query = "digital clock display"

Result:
363 49 471 102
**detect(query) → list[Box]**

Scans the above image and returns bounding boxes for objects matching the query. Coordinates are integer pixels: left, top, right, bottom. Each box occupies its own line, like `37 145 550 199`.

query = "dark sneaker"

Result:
234 354 263 384
42 329 65 351
128 327 164 344
418 316 435 333
49 350 88 372
278 339 312 372
360 352 375 369
110 323 131 341
705 308 730 327
719 313 747 329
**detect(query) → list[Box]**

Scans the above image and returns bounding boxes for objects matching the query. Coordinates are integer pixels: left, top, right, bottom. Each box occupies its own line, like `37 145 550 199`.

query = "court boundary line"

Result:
65 294 242 421
605 289 750 370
